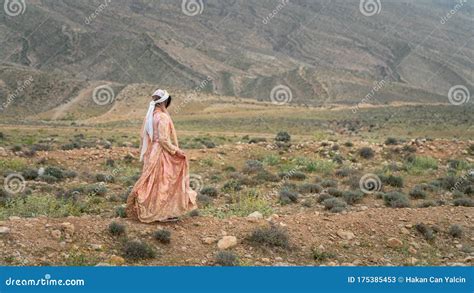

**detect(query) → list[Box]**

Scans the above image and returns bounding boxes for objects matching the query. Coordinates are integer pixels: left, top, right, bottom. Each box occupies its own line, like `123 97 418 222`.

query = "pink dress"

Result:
127 109 197 222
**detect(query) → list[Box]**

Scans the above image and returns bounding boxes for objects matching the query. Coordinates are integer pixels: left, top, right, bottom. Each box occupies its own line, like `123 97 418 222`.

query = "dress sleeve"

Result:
155 113 178 155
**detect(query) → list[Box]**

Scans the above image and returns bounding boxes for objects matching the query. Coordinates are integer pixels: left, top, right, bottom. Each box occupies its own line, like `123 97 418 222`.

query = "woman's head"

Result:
152 89 172 108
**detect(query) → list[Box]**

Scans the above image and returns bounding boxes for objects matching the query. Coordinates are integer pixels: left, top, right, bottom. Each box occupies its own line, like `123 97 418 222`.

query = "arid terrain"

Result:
0 101 473 266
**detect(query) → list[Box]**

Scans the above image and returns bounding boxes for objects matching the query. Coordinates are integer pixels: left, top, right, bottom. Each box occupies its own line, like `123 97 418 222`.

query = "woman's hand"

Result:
175 149 186 158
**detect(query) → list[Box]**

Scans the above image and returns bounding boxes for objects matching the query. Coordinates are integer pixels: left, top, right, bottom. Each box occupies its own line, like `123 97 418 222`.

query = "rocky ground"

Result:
0 132 473 266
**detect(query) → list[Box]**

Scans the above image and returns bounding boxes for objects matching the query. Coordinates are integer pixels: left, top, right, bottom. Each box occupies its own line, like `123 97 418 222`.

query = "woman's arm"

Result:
155 113 179 155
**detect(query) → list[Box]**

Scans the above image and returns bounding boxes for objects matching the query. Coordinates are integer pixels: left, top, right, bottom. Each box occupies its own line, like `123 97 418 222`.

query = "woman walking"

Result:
126 89 197 222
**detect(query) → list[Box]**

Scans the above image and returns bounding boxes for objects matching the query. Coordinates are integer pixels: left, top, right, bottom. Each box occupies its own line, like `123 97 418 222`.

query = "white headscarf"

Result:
140 89 170 161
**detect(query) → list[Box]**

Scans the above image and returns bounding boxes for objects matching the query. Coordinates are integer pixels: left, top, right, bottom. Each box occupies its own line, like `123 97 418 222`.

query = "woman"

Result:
126 89 197 223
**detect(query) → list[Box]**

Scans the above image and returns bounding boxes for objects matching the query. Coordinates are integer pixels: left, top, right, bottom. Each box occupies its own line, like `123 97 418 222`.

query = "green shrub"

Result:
409 186 427 199
0 195 84 219
95 173 115 183
122 240 155 260
448 225 463 238
115 206 127 218
321 179 338 188
279 171 306 181
21 168 39 180
275 131 291 143
263 155 280 166
344 142 353 147
215 251 239 266
242 160 264 174
279 189 299 205
44 166 65 180
405 156 438 174
342 191 364 205
359 147 375 159
335 168 352 178
417 200 438 208
84 183 108 196
305 160 335 175
197 194 212 206
327 188 343 197
255 170 280 182
383 192 410 208
322 197 347 212
379 174 404 188
153 229 171 244
38 174 58 184
453 198 474 207
385 137 398 145
415 223 435 241
248 225 289 248
222 179 243 192
200 186 218 197
312 248 336 262
108 222 125 236
298 183 322 194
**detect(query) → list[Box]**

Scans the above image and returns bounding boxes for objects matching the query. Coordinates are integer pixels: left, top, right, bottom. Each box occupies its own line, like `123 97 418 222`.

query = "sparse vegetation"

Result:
448 225 463 238
415 223 435 241
215 251 239 266
153 229 171 244
359 147 375 159
122 240 155 260
383 192 410 208
108 222 126 236
248 225 289 248
322 197 347 213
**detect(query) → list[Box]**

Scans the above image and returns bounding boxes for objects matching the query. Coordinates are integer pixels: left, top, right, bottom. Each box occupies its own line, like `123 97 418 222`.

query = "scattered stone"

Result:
387 238 403 248
408 247 417 255
60 222 75 236
400 227 410 235
51 230 62 240
217 236 237 250
337 230 355 240
90 244 103 251
95 262 112 267
247 211 263 222
0 227 10 235
8 216 21 221
109 255 125 266
202 237 217 245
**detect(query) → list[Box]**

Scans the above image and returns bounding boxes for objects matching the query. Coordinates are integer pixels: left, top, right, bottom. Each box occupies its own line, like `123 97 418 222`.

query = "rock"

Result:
400 227 410 235
0 227 10 235
60 222 75 236
387 238 403 248
95 262 112 267
0 147 7 156
90 244 103 251
51 230 62 240
8 216 21 221
217 236 237 250
408 247 417 255
109 255 125 266
337 230 355 240
247 211 263 222
202 237 217 245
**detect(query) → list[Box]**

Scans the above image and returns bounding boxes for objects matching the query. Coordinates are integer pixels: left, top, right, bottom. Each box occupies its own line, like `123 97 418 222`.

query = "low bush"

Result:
359 147 375 159
385 137 398 145
200 186 218 197
409 186 427 199
415 223 435 241
335 168 353 178
321 179 338 188
215 251 239 266
383 192 410 208
311 248 336 262
242 160 264 174
298 183 322 194
153 229 171 244
197 194 212 206
115 206 127 218
248 225 289 248
275 131 291 143
342 191 364 205
379 174 404 188
322 197 347 213
453 198 474 207
122 240 155 260
448 225 463 238
279 189 299 205
417 200 438 208
108 221 125 236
